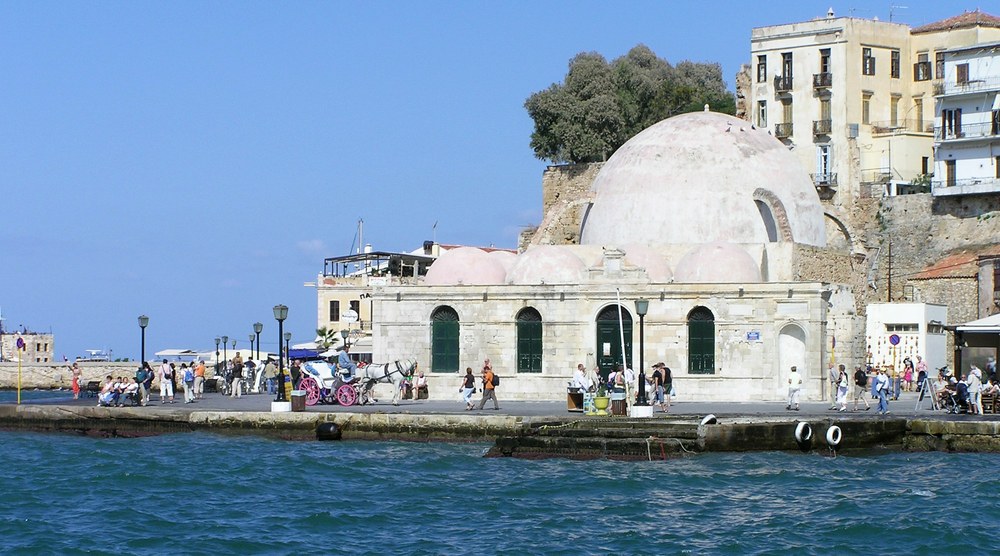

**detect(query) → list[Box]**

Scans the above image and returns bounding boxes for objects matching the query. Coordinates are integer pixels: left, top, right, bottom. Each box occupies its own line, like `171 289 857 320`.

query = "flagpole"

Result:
615 288 632 413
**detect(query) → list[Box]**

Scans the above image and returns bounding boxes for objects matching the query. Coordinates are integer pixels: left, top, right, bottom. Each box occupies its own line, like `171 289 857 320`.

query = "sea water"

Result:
0 431 998 555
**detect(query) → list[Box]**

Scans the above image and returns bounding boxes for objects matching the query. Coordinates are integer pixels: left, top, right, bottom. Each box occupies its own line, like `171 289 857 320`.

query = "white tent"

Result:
956 314 1000 333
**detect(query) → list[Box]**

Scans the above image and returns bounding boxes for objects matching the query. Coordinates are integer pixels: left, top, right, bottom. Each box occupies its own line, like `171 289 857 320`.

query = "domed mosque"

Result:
371 109 856 403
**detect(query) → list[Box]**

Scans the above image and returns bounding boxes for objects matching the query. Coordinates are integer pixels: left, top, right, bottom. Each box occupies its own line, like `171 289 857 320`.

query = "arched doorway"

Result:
431 306 459 372
778 323 806 396
595 305 632 382
688 306 715 374
516 307 542 373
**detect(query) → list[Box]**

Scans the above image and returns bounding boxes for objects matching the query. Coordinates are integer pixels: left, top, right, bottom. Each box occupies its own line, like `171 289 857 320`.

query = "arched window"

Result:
688 306 715 374
431 306 459 373
595 305 633 381
516 308 542 373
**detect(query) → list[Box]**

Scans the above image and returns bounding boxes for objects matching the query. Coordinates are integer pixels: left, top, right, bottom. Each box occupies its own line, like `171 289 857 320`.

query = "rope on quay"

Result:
646 435 694 460
536 420 586 431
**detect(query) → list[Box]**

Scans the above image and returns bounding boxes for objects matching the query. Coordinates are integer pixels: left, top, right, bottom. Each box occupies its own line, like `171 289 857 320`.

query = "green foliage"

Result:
525 45 736 164
315 327 338 350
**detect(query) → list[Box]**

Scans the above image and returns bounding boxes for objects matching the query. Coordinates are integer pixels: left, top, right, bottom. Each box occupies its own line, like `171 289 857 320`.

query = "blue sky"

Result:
1 1 971 361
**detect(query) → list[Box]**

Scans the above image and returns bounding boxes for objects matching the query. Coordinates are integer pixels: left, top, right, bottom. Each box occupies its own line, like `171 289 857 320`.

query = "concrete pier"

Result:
2 391 999 458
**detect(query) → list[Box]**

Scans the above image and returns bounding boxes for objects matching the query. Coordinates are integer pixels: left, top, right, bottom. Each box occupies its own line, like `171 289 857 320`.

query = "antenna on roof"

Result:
432 220 438 245
889 5 908 22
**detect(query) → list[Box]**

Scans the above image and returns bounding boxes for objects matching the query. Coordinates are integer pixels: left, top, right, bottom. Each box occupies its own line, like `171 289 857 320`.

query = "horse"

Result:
357 359 417 406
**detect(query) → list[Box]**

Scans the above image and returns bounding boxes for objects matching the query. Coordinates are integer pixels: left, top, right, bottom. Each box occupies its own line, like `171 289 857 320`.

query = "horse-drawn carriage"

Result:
298 359 416 407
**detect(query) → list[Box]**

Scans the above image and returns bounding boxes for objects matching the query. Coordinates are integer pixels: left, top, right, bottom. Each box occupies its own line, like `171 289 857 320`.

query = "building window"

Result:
862 94 871 125
862 47 875 76
820 48 831 73
687 307 715 374
817 144 832 179
996 156 1000 179
757 101 767 127
994 261 1000 300
595 305 632 380
922 156 929 175
782 98 792 123
914 53 930 81
781 52 793 85
935 52 944 79
757 55 767 83
349 300 360 315
992 110 1000 135
957 63 969 84
515 308 542 373
890 50 900 78
430 306 460 372
820 98 831 121
914 98 924 130
329 300 340 322
890 97 900 127
942 108 962 138
886 323 918 333
946 160 956 187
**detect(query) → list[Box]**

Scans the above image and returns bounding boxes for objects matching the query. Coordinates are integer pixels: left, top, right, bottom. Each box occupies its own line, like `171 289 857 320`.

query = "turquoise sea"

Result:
0 429 998 555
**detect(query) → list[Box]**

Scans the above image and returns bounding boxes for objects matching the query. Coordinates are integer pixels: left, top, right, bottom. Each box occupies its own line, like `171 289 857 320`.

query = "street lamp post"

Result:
222 335 228 376
138 315 149 364
340 329 349 349
273 305 288 402
231 338 236 356
283 332 291 364
214 337 220 374
634 298 649 406
253 322 263 360
248 334 255 360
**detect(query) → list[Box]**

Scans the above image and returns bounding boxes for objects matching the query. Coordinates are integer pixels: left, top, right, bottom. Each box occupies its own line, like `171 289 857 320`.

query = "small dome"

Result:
507 245 587 285
674 242 761 283
623 244 673 283
424 247 506 285
488 250 518 273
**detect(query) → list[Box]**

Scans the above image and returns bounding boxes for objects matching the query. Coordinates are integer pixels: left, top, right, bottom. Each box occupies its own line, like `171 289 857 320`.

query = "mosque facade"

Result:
333 110 860 401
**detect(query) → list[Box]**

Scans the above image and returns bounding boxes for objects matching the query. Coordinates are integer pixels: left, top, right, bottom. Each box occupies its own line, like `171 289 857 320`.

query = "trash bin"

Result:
291 390 306 412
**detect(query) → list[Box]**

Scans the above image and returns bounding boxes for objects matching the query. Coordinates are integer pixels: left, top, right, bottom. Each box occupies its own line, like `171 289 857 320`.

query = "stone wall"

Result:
524 163 603 248
0 362 137 389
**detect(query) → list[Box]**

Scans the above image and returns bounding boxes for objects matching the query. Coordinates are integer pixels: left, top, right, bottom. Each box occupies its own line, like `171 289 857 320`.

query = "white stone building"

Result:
361 111 859 402
932 40 1000 196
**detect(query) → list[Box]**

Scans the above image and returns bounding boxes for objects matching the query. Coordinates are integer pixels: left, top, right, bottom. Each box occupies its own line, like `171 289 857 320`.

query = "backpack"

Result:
136 369 148 383
854 368 868 387
491 373 500 387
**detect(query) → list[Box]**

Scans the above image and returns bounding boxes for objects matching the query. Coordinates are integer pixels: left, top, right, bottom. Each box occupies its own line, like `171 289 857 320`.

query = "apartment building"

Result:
932 40 1000 196
749 9 1000 204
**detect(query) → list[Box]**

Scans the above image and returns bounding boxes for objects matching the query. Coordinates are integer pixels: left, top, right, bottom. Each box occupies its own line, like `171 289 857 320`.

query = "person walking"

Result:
182 363 196 403
263 359 277 394
477 359 499 410
159 359 174 404
786 366 802 411
852 365 871 411
968 365 983 415
230 355 243 398
142 361 154 402
134 365 149 406
875 368 891 415
194 360 206 399
460 367 476 410
828 364 839 410
836 364 849 412
69 362 83 399
662 365 673 411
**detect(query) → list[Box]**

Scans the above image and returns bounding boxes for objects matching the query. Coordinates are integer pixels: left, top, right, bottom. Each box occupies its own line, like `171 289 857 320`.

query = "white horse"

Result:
357 359 417 406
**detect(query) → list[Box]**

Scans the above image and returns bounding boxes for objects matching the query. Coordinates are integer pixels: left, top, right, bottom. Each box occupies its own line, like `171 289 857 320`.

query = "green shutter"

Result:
517 321 542 373
431 306 460 373
687 308 715 375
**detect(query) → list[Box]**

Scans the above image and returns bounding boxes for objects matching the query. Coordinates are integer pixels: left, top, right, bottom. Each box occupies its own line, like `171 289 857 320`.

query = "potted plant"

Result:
592 383 611 414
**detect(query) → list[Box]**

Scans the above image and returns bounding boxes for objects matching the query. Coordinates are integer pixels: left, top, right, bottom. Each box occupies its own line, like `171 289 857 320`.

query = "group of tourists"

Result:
457 359 499 410
571 361 674 412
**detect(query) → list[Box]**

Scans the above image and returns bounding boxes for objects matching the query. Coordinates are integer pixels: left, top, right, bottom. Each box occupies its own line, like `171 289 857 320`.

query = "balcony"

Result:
934 121 1000 142
932 176 1000 197
937 75 1000 96
861 170 892 184
870 119 934 136
812 119 832 135
813 72 832 88
913 62 931 82
811 173 838 186
773 75 793 93
774 122 793 138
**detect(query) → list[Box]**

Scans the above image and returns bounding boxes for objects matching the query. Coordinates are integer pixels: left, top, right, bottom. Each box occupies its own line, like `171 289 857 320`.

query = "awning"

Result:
956 314 1000 333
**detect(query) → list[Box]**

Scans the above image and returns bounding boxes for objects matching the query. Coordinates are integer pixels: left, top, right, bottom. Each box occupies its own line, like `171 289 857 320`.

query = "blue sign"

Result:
746 331 760 341
889 334 900 346
15 337 25 350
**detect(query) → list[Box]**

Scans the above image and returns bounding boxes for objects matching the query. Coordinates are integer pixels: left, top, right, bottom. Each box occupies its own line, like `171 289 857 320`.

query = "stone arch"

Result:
777 322 807 398
752 188 794 242
823 207 863 254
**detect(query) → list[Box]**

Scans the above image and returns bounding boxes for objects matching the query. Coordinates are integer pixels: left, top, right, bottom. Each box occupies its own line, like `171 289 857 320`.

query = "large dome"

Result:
424 247 507 285
579 110 826 248
674 242 762 283
507 245 587 285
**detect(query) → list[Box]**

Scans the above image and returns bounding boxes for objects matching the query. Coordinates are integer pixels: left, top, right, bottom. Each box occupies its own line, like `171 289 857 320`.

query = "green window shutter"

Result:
516 308 543 373
431 307 460 373
687 307 715 375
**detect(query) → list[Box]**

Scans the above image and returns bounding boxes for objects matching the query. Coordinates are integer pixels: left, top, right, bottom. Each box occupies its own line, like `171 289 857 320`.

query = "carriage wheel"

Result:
299 377 321 406
336 384 357 406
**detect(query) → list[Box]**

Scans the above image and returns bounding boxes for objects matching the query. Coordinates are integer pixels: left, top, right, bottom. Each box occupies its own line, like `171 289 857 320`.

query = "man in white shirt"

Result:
786 366 802 411
573 363 592 392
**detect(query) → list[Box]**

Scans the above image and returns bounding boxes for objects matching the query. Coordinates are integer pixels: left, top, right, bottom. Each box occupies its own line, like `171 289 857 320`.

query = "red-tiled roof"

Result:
912 9 1000 34
438 244 517 254
911 245 1000 280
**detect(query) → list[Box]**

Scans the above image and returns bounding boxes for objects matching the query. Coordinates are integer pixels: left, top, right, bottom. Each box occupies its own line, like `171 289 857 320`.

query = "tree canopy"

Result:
524 45 736 164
